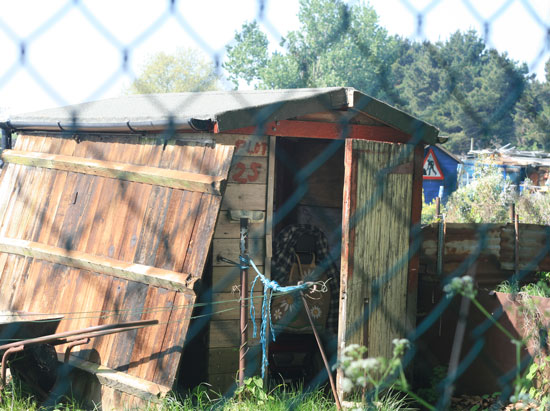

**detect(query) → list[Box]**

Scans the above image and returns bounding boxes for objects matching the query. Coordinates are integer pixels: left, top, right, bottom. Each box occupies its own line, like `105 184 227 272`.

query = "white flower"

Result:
392 338 411 357
341 377 354 393
273 308 283 320
443 275 476 299
280 296 295 312
362 358 381 372
310 305 322 319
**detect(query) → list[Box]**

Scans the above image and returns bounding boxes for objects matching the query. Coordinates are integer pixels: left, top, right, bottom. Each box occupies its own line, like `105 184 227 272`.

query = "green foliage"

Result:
129 48 220 94
338 340 433 410
497 280 550 298
391 32 527 153
516 181 550 225
224 0 400 101
416 366 447 405
233 376 274 405
495 280 520 294
421 192 441 225
224 0 539 154
513 62 550 150
445 161 515 223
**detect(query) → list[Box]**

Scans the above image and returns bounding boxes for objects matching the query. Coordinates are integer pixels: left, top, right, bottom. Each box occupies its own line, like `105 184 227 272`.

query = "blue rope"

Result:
239 255 250 270
248 258 311 378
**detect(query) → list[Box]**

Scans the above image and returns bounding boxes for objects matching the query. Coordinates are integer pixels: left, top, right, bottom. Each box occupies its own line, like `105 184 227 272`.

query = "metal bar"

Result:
1 345 24 387
515 210 520 277
64 338 90 363
0 319 158 352
299 290 342 411
56 323 156 346
238 217 249 388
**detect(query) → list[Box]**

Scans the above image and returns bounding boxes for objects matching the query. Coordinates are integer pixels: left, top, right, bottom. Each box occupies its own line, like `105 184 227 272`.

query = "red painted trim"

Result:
220 120 411 143
423 148 444 180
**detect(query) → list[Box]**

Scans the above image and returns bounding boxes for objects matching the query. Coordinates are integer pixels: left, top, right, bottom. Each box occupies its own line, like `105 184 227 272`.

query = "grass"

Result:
0 380 340 411
0 378 419 410
496 280 550 298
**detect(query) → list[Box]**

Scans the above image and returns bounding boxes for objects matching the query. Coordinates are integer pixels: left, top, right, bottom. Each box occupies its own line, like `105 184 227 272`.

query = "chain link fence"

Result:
0 1 550 409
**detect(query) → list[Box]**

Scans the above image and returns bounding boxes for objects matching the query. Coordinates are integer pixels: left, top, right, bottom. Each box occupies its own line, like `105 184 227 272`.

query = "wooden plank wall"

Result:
207 134 273 392
0 133 233 408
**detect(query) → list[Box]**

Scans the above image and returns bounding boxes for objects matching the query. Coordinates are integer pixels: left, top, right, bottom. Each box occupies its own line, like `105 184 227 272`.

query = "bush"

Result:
445 161 515 223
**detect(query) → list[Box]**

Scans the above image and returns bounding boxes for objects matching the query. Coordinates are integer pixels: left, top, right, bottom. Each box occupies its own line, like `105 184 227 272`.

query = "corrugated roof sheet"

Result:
3 87 440 143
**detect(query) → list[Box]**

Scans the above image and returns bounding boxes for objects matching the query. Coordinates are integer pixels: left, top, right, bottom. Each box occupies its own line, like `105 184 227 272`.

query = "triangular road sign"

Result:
423 148 444 180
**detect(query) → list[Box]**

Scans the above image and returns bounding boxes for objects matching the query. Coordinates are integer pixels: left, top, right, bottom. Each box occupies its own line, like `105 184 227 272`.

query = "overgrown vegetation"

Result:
444 161 515 223
426 159 550 225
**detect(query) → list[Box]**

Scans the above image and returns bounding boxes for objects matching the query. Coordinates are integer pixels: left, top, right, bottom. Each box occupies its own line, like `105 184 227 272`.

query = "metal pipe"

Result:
299 290 342 411
238 217 249 388
0 117 213 134
515 210 520 277
64 338 90 363
0 319 158 352
1 345 24 387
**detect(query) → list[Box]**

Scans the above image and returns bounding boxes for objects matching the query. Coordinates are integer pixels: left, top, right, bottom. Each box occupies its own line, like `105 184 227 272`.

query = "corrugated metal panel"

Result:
420 223 550 280
0 133 234 393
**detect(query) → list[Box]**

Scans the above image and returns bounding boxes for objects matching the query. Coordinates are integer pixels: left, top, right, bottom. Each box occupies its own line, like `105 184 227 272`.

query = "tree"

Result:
226 2 532 154
224 0 400 101
513 58 550 150
391 31 528 153
129 48 220 94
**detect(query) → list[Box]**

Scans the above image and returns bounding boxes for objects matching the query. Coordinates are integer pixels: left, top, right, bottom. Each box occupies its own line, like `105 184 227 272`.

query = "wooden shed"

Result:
0 87 440 406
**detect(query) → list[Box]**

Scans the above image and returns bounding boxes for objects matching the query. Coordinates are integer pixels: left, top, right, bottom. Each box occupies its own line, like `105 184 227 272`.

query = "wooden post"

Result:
514 211 520 277
509 203 516 223
435 196 441 218
239 218 249 388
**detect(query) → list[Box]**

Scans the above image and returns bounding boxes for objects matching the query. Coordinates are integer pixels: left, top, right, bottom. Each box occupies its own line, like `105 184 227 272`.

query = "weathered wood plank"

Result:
59 353 171 401
212 238 265 267
208 319 261 348
208 346 261 375
211 291 262 320
0 237 193 291
214 134 268 157
220 184 267 211
211 266 265 293
229 157 267 184
152 291 195 386
1 150 226 195
214 211 266 239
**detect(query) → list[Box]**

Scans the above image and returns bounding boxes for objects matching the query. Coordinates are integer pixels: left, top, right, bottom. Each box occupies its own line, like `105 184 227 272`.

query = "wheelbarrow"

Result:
0 312 158 399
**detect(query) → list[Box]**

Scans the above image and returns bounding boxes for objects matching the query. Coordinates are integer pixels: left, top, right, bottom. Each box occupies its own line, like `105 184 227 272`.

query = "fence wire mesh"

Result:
0 0 550 409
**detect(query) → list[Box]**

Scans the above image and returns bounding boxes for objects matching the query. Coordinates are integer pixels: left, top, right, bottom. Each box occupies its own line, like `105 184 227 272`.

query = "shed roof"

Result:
3 87 440 144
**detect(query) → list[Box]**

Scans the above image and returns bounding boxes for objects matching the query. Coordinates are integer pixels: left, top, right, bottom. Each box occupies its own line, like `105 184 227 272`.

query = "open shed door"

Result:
338 139 416 362
0 134 234 407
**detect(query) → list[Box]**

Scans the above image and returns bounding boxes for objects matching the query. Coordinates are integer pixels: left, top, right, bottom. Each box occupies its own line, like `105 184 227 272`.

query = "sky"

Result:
0 0 549 116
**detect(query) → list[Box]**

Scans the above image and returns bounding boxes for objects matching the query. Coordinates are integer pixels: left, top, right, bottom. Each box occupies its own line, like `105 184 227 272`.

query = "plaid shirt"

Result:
272 224 340 334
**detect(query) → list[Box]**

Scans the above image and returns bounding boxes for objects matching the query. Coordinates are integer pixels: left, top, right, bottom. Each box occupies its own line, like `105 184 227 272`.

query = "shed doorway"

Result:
271 137 418 391
270 137 345 386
